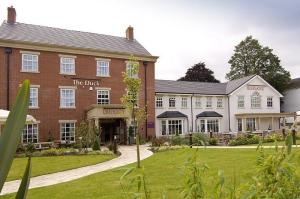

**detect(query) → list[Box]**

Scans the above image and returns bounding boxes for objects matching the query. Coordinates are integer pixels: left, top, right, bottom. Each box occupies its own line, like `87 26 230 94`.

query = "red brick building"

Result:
0 7 158 144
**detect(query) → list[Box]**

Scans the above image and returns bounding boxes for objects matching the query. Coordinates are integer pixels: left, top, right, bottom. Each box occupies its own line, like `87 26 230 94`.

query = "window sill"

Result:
20 70 40 74
60 73 76 76
59 107 76 109
194 107 202 109
205 107 212 109
168 107 176 109
181 107 189 109
29 107 39 109
238 107 245 109
217 107 223 109
96 75 111 78
156 107 164 109
251 107 261 109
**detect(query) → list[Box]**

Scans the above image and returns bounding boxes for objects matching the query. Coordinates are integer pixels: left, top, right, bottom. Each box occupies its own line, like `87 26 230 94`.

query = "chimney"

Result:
7 6 16 24
126 26 134 41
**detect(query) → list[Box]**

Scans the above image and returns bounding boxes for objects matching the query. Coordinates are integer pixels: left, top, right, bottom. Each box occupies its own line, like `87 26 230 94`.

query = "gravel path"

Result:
0 145 153 196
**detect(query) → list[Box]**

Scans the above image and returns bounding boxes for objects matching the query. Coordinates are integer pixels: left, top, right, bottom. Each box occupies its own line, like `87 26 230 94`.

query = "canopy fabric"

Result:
0 109 36 123
157 111 187 119
196 111 223 118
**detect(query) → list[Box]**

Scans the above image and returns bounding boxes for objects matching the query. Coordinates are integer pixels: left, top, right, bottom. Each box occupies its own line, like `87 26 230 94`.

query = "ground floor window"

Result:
22 124 38 143
160 119 184 135
199 119 205 132
246 118 256 131
60 122 75 142
237 119 242 132
207 119 219 132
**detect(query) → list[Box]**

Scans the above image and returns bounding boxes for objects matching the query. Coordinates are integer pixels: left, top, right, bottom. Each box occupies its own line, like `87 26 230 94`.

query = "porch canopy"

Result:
196 111 223 118
157 111 187 118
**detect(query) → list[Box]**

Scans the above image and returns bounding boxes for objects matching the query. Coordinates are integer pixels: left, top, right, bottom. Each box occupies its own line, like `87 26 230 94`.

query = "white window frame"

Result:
251 92 261 109
246 118 256 131
238 96 245 109
29 87 39 108
195 97 201 108
206 119 219 133
169 97 176 108
21 53 39 73
97 90 110 104
60 122 76 143
181 97 188 108
60 88 76 108
217 98 223 108
206 97 212 108
237 119 243 132
96 60 110 77
126 62 138 78
60 56 76 75
267 97 273 108
22 123 38 143
156 97 163 108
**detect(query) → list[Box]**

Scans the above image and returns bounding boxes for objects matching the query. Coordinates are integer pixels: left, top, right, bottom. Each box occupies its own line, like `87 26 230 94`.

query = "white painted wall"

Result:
283 88 300 113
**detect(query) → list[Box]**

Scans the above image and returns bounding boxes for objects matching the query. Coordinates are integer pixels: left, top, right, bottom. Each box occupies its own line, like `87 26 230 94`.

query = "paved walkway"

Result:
193 145 299 149
0 145 153 196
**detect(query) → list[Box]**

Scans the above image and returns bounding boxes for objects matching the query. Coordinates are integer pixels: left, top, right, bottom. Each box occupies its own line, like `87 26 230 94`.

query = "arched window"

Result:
251 91 261 108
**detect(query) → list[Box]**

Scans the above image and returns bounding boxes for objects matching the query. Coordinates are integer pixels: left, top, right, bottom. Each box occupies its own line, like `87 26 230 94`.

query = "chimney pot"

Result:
126 26 134 41
7 6 16 24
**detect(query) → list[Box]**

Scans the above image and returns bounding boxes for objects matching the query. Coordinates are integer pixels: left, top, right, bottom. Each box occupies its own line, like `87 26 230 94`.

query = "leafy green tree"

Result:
178 62 220 83
226 36 291 93
122 56 146 168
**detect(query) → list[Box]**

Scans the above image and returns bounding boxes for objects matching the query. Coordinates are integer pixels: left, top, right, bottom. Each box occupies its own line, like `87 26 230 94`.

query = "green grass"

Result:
3 148 299 199
5 154 116 182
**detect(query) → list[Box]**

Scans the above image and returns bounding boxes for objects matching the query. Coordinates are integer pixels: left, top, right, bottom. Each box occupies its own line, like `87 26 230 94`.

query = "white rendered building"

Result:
155 75 295 137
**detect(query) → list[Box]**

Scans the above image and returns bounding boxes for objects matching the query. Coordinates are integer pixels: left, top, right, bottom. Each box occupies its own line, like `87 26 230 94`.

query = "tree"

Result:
121 56 147 168
178 62 220 83
226 36 291 93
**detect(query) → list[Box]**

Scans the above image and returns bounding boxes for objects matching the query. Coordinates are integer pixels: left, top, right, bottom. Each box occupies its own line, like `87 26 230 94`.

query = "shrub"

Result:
92 139 100 151
208 138 218 146
229 135 259 146
25 142 35 155
192 133 208 146
151 137 169 147
170 135 187 146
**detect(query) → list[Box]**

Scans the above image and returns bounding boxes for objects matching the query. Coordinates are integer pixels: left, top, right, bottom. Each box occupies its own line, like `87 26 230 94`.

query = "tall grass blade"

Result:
0 80 30 191
16 156 32 199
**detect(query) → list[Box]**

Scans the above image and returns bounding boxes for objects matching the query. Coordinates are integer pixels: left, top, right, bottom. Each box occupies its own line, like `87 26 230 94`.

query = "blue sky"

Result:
1 0 299 82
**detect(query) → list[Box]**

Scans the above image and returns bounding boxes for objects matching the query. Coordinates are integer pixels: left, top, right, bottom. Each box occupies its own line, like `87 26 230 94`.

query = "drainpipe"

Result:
227 95 231 132
143 61 148 139
5 47 12 110
190 94 194 132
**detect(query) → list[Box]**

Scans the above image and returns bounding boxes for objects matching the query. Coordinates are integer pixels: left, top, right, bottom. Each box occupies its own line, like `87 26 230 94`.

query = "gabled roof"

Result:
0 21 152 57
157 111 187 118
196 111 223 118
155 75 256 95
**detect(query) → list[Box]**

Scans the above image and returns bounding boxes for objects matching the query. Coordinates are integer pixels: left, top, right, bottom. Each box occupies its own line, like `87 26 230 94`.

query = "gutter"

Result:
143 61 148 139
4 47 12 110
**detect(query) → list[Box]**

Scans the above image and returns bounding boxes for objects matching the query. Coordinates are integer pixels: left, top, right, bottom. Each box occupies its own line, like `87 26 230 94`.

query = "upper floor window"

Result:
238 96 245 109
29 87 39 108
251 92 261 108
60 88 75 108
181 97 188 108
60 122 75 143
22 53 39 72
169 97 176 108
126 62 138 78
195 97 201 108
97 90 110 104
217 98 223 108
22 123 38 143
267 97 273 108
60 57 75 75
156 97 163 108
206 97 212 108
96 60 110 77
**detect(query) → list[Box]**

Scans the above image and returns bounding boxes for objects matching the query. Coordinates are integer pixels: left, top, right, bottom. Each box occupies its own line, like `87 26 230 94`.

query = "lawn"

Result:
3 147 299 199
5 154 116 182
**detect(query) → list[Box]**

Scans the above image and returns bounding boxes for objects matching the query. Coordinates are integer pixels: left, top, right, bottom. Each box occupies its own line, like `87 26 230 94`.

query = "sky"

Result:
1 0 300 82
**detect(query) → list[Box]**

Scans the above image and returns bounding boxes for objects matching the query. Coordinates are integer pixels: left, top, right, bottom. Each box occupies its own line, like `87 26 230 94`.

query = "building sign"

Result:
147 122 155 128
73 79 100 87
247 85 265 91
103 108 125 115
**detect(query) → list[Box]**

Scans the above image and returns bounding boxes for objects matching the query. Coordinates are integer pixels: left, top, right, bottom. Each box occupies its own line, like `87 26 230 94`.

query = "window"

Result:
238 96 245 108
195 97 201 108
168 120 183 135
22 54 38 72
97 90 110 104
200 119 205 132
169 97 176 108
60 57 75 75
237 119 242 132
60 88 75 108
181 97 188 108
161 120 166 135
60 122 75 142
22 124 38 143
29 87 38 108
246 118 256 131
207 119 219 132
97 60 110 77
156 97 163 108
217 98 223 108
206 97 212 108
126 62 138 78
267 97 273 108
251 92 261 108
